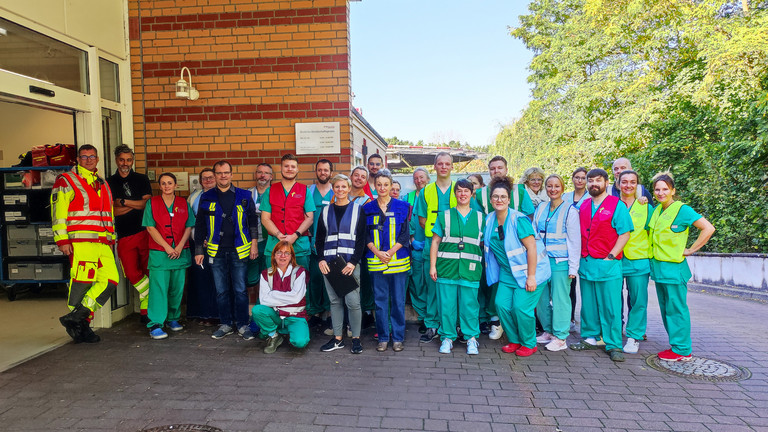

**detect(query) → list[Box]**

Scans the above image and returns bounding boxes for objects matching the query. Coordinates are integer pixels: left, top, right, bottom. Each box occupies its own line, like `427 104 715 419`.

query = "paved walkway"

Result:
1 286 767 432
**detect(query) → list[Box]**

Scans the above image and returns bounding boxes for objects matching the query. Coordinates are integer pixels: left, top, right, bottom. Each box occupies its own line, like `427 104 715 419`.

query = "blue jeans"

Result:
210 250 249 328
371 271 407 343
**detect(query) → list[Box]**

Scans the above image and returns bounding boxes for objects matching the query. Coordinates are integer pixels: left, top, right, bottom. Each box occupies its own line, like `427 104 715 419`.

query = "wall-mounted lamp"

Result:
175 66 199 100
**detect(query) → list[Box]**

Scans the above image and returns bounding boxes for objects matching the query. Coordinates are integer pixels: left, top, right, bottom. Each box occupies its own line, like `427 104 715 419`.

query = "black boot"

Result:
79 321 101 343
59 305 91 343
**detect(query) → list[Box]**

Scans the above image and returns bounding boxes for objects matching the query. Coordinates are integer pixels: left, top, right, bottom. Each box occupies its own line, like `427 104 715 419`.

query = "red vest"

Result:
265 266 307 318
148 196 190 251
579 195 623 259
269 182 309 236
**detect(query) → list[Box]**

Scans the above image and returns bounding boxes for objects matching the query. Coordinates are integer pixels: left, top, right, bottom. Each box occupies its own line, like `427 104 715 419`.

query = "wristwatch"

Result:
606 253 616 260
120 198 125 206
294 231 302 237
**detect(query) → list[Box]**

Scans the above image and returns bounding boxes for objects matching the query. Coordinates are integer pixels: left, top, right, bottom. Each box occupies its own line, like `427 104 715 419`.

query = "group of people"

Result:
52 146 715 363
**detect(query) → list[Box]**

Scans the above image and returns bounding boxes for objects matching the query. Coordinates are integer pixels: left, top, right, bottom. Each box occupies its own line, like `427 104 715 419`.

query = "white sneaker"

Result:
536 332 554 344
488 324 504 340
545 338 568 352
439 338 453 354
623 337 640 354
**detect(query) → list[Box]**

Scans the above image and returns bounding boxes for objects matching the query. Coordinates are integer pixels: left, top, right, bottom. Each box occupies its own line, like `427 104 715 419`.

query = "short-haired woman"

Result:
252 241 311 354
143 173 195 340
316 174 367 354
649 173 715 362
521 167 549 207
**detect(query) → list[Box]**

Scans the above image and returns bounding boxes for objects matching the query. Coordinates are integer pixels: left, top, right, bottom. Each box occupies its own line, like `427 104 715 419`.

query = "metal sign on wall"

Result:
295 122 341 155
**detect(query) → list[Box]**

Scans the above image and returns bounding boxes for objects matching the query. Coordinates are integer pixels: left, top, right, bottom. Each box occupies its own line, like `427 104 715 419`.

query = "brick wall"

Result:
128 0 352 187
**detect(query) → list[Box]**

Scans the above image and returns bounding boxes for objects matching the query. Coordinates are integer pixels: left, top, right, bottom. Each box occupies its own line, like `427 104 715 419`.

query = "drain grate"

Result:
645 355 751 382
142 425 224 432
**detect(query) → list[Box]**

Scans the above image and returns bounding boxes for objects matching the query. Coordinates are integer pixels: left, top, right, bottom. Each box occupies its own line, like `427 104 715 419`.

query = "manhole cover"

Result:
142 425 223 432
645 355 751 382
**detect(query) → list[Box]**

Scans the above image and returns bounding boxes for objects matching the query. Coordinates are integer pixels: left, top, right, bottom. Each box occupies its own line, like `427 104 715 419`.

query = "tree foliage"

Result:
491 0 768 252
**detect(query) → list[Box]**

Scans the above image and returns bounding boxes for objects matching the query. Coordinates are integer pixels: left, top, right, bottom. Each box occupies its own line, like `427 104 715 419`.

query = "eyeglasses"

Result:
79 155 97 161
214 171 231 176
275 251 291 257
490 195 508 201
201 176 215 182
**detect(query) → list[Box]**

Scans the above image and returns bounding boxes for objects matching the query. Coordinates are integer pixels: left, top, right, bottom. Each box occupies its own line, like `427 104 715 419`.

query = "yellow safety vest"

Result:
423 181 457 238
623 200 651 260
649 201 688 263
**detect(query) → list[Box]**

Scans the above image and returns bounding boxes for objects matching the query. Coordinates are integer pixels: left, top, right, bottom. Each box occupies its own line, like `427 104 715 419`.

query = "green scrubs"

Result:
306 186 333 316
488 212 543 349
142 199 195 328
622 203 654 341
537 258 571 340
260 184 316 270
407 194 428 321
578 199 633 351
650 204 702 356
431 211 484 341
251 305 310 348
415 184 455 329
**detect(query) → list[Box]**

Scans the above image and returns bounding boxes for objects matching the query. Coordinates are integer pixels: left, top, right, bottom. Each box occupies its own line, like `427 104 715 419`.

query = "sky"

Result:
349 1 534 149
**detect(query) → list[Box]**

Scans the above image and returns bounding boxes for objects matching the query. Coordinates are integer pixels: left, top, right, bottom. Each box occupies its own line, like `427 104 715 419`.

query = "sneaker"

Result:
609 348 626 362
350 338 363 354
516 346 538 357
238 325 255 340
321 338 345 352
536 332 554 344
467 337 479 355
167 320 183 332
479 322 491 335
212 324 234 339
418 321 427 334
419 328 438 343
623 338 640 354
439 339 453 354
569 321 577 333
658 349 692 362
263 334 284 354
392 342 404 352
501 343 521 353
323 327 334 336
376 341 388 352
488 322 504 340
150 326 168 340
372 333 379 341
545 338 568 352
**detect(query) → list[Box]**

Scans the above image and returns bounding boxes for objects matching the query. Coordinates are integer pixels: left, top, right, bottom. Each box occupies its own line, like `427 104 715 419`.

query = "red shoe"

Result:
501 343 521 353
515 346 538 357
658 349 692 362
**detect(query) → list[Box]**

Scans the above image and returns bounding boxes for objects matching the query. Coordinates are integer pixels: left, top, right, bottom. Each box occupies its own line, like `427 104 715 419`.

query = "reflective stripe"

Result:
506 247 525 258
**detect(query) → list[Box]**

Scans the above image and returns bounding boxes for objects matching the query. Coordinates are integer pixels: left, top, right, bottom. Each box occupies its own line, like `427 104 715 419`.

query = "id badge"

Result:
457 241 465 251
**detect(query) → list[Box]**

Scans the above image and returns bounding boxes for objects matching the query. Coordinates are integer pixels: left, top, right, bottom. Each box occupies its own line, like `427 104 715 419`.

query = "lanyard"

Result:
542 202 564 246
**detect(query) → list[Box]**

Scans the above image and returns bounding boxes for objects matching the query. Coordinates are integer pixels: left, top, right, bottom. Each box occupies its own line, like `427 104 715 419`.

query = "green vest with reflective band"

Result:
624 200 651 260
436 208 484 282
423 181 457 237
476 184 524 214
649 201 687 263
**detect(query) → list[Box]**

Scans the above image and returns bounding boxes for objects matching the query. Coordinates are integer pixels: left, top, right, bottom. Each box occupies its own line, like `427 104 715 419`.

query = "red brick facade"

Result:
128 0 352 184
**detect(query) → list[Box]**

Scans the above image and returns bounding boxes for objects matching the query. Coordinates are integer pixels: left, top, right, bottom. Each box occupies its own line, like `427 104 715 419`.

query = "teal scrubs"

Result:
488 212 545 349
578 198 633 351
142 199 195 329
306 185 333 316
622 202 654 341
650 204 702 356
431 210 485 341
260 184 316 270
415 183 455 329
407 191 427 322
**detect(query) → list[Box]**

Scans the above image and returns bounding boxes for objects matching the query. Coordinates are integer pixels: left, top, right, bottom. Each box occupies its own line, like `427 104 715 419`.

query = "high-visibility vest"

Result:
533 201 571 259
623 200 651 260
364 199 411 274
51 168 115 245
201 187 254 259
579 195 623 259
404 190 418 207
148 196 190 251
475 184 524 214
484 210 551 288
321 202 362 263
269 182 309 237
423 181 457 237
436 208 483 282
649 201 688 263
